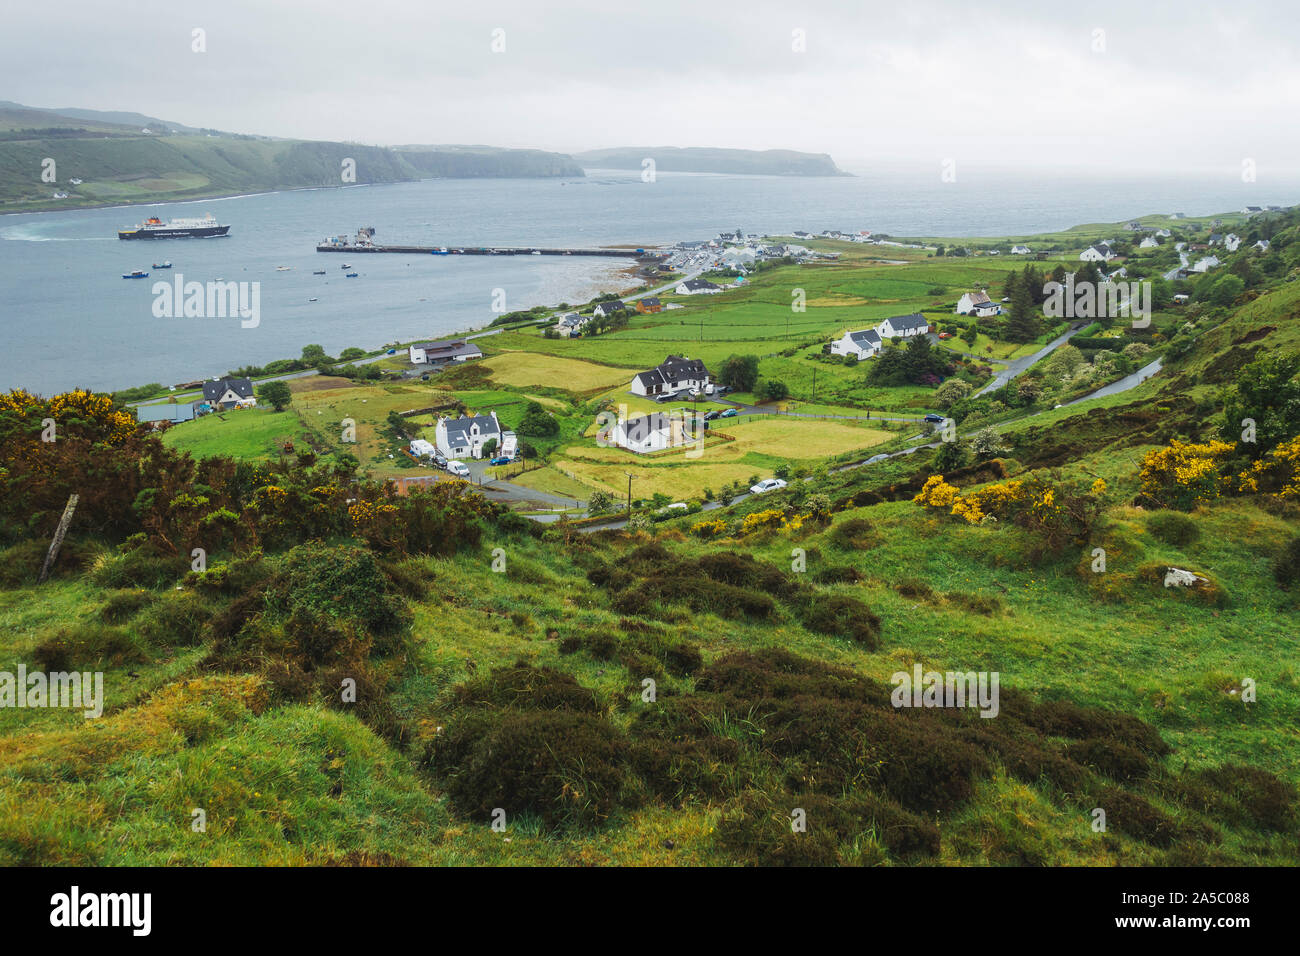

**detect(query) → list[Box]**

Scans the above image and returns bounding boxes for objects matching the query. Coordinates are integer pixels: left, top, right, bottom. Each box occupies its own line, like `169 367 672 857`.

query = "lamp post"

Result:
625 472 636 517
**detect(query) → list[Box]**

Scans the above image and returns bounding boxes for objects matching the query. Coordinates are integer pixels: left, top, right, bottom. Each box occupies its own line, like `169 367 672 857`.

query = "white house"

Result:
1156 228 1172 238
1224 234 1242 252
675 278 722 295
1079 244 1116 262
434 411 516 460
1254 239 1272 252
555 312 588 337
409 339 483 364
1192 256 1221 273
610 412 699 455
830 328 882 360
630 355 711 397
592 300 626 319
202 377 255 410
877 313 931 338
1010 245 1031 255
1139 236 1160 249
956 291 1001 317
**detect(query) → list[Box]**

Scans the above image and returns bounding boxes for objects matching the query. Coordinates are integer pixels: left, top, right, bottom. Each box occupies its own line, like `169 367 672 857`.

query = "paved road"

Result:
973 325 1084 397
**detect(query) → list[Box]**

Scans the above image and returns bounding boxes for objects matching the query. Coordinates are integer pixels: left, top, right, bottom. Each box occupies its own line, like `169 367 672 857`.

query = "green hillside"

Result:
0 122 583 212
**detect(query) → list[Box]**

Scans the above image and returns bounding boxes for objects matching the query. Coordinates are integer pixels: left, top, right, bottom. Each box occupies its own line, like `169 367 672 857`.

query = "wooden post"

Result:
38 493 79 584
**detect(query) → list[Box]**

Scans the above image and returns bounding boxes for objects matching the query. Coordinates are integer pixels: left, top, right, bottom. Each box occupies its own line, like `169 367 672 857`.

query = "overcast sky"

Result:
3 0 1298 174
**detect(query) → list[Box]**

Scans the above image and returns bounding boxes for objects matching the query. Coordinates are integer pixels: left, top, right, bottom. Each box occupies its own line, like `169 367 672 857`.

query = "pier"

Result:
316 242 665 259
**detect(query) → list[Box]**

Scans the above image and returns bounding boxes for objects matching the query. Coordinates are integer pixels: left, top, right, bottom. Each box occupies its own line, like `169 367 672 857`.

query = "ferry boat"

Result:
152 260 172 269
122 270 150 279
118 214 230 240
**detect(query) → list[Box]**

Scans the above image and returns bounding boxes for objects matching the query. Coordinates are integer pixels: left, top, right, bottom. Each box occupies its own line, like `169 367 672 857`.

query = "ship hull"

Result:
118 225 231 240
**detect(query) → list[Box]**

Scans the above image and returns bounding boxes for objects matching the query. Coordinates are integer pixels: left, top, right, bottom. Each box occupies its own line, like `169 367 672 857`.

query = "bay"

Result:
1 164 1294 394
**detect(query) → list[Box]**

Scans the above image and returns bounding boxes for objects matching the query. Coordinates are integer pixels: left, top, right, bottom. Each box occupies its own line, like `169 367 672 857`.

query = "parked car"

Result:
718 408 738 419
937 332 953 339
704 410 721 421
704 383 715 395
655 393 673 403
749 478 788 495
386 348 397 355
433 454 448 469
446 460 471 478
924 413 945 423
488 456 513 466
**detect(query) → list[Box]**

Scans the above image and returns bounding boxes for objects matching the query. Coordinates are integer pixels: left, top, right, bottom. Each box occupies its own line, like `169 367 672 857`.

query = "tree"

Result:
1209 275 1245 308
970 426 1006 460
1219 354 1300 457
301 344 329 364
718 355 760 392
258 380 292 412
933 439 969 471
516 401 559 437
587 490 615 515
339 347 366 361
481 438 498 457
935 379 972 410
759 380 790 402
1003 278 1040 343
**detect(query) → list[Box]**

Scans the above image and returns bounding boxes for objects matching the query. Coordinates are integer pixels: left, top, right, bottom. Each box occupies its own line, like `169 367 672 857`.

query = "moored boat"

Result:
122 270 149 279
152 260 172 269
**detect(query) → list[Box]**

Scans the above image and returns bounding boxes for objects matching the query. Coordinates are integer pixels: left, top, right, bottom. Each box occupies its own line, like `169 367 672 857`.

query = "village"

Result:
133 203 1287 514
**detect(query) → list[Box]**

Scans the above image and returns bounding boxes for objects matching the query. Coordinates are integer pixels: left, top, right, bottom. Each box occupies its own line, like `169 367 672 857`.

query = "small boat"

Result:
276 266 291 272
122 270 149 279
345 272 359 278
312 269 326 275
308 297 318 302
341 263 352 269
152 260 172 269
531 250 541 255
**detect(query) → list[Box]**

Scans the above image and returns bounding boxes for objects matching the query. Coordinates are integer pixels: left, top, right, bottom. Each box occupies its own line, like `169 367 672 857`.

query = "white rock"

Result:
1164 567 1207 588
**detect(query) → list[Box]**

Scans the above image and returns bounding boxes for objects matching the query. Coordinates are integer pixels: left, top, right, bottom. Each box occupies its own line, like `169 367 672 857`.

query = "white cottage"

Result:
830 328 882 360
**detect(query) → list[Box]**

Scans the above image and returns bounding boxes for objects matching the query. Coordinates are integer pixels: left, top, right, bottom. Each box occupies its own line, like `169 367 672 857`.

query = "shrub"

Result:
1146 511 1200 547
134 591 214 648
799 593 882 648
1063 738 1151 782
99 589 157 624
1273 535 1300 589
433 708 628 829
829 517 877 550
32 624 147 671
91 544 189 590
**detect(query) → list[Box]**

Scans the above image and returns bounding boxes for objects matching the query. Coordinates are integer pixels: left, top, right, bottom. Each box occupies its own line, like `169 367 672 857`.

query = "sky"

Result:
3 0 1299 175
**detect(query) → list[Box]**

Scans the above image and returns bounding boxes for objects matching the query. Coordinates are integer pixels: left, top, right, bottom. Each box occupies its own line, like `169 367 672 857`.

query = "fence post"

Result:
39 493 79 584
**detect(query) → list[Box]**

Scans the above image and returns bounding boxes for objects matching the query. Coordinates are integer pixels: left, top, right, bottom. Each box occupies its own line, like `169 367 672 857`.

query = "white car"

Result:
749 478 788 495
446 460 471 478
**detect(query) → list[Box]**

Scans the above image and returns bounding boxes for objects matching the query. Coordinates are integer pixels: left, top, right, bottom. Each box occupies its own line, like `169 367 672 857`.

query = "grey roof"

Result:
594 300 625 313
848 329 882 346
635 354 711 390
413 338 482 360
202 377 254 402
882 312 930 331
680 278 720 291
441 413 500 444
638 297 661 306
621 412 673 442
